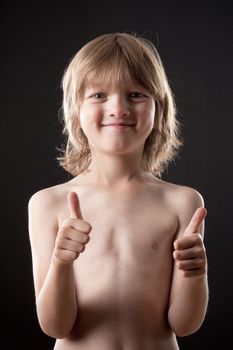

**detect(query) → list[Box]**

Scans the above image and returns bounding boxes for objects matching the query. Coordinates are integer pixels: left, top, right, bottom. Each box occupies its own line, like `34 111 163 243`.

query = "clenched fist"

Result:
173 207 207 278
53 191 92 264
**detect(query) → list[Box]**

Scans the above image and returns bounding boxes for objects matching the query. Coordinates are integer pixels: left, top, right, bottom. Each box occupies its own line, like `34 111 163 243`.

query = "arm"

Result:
168 187 209 337
28 190 91 339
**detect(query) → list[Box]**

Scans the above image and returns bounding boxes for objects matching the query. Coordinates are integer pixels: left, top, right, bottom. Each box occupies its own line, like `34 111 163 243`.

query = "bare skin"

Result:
28 83 208 349
28 173 208 350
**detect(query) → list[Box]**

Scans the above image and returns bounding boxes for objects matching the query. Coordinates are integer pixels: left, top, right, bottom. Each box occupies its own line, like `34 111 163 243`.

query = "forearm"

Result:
168 274 209 337
36 258 77 339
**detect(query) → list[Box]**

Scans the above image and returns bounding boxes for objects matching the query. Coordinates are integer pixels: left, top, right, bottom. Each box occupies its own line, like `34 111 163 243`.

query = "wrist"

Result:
51 255 74 270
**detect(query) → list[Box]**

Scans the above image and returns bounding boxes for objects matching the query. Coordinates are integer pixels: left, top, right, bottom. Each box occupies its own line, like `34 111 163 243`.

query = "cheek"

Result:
138 104 156 129
80 105 102 127
79 107 103 140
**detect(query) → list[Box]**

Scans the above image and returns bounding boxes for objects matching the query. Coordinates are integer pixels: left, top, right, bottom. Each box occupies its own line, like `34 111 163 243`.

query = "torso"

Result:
50 174 182 349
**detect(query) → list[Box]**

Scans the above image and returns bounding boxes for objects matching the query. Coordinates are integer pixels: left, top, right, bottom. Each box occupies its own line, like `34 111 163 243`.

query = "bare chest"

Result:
57 187 178 331
87 203 176 260
58 188 178 269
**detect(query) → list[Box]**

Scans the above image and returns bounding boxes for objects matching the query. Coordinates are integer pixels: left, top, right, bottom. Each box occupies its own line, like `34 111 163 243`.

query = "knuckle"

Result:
74 252 80 260
174 251 180 260
84 235 90 243
58 227 68 237
83 222 92 233
87 223 92 232
200 249 205 258
174 239 181 249
79 244 85 253
192 236 201 247
56 235 65 246
61 219 70 228
59 227 66 234
178 261 184 269
70 218 80 226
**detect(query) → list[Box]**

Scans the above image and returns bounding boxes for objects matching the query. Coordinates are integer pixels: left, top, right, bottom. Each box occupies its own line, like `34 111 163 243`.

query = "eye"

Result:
129 92 145 99
90 92 106 99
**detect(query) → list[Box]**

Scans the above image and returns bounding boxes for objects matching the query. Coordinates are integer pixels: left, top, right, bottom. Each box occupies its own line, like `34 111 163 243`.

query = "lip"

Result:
101 123 136 127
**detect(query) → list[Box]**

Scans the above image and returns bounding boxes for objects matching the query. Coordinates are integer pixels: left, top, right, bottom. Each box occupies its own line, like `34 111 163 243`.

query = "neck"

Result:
86 150 146 188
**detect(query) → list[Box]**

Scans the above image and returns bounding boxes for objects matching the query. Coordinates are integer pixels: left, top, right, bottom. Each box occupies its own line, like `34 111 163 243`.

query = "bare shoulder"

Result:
28 181 73 228
151 176 204 207
158 178 206 236
28 176 86 226
151 177 206 232
163 181 204 209
28 184 64 216
28 178 78 211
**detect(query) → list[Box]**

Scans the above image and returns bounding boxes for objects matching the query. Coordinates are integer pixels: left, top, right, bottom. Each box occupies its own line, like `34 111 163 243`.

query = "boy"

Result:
28 32 208 349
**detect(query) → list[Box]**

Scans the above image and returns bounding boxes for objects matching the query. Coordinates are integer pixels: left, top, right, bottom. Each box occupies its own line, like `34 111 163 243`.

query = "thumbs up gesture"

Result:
173 207 207 277
54 192 92 264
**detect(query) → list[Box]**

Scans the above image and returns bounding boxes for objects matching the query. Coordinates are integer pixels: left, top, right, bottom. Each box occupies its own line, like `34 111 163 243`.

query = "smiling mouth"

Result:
101 123 136 127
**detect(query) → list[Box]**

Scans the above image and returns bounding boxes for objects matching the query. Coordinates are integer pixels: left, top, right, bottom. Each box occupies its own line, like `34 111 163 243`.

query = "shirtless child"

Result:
28 32 208 350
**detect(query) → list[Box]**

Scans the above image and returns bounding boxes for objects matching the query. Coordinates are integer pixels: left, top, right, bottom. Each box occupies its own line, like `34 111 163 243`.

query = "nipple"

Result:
151 240 159 250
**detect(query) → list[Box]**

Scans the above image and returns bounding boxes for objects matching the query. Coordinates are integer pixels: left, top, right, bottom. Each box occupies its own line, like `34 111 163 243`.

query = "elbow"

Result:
36 299 77 339
39 322 70 339
173 325 201 338
169 320 204 338
38 316 73 339
168 304 208 337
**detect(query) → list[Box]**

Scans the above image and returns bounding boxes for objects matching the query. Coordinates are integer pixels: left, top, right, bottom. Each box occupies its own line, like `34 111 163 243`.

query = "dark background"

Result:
1 1 232 349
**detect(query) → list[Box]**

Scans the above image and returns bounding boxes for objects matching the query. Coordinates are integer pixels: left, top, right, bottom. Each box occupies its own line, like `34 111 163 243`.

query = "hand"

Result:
53 192 92 264
173 207 207 277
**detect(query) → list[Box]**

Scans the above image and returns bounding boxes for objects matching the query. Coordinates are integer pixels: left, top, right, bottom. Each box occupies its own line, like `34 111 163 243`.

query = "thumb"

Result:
184 207 207 235
67 191 83 219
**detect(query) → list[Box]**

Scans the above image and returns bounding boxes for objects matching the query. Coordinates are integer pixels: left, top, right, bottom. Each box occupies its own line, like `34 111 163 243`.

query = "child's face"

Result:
79 80 156 157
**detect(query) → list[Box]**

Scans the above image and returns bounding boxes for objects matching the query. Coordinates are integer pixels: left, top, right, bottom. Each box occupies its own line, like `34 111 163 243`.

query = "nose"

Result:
107 94 130 118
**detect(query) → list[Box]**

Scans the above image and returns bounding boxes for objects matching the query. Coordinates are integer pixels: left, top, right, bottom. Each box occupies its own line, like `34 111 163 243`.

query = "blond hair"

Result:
57 32 183 177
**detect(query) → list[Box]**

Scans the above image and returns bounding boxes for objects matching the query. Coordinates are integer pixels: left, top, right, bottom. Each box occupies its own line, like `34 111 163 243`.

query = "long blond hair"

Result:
57 32 183 177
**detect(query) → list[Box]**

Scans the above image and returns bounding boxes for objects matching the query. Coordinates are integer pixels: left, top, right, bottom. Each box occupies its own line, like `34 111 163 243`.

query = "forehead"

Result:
83 68 146 93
